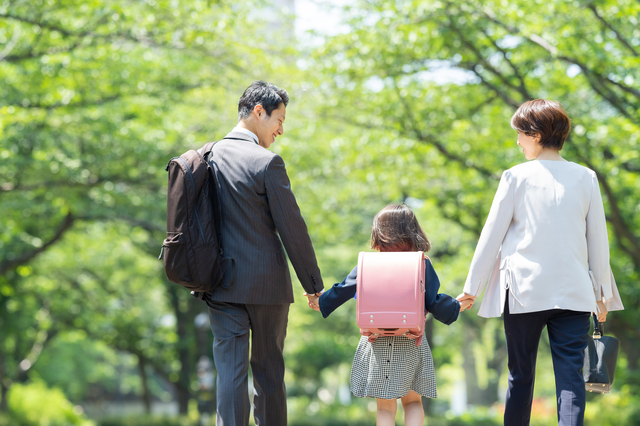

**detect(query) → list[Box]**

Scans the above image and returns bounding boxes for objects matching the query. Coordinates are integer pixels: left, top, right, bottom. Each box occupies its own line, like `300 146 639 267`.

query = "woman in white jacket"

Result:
457 99 623 426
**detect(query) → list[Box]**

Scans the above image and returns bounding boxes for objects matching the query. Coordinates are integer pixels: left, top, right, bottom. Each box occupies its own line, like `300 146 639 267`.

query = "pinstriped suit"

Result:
205 131 324 426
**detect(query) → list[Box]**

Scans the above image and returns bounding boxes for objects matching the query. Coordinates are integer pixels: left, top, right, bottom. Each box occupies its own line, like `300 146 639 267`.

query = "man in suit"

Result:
205 81 324 426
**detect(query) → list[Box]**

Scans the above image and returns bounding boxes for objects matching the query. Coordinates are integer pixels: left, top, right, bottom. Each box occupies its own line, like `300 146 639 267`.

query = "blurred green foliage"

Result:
1 0 640 424
98 415 197 426
4 381 94 426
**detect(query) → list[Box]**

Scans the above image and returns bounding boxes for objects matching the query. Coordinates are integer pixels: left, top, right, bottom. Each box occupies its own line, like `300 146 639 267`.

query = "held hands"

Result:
459 299 474 312
457 293 476 312
303 292 322 312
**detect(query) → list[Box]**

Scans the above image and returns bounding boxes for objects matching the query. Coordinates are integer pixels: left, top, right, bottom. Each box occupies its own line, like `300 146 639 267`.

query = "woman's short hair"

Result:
371 204 431 252
511 99 571 150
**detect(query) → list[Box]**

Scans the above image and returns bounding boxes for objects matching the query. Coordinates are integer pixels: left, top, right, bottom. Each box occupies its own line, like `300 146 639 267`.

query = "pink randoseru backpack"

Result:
356 251 427 346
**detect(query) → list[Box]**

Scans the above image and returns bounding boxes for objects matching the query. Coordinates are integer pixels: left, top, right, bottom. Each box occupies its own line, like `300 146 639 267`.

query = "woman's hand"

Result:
596 300 608 322
457 293 477 312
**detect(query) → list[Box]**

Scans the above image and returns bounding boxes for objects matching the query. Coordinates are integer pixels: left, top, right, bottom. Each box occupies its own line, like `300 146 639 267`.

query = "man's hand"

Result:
457 292 477 312
303 292 322 312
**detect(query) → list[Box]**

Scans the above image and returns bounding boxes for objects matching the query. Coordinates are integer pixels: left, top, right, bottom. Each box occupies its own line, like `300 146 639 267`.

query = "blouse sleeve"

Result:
463 170 515 296
586 171 613 301
425 259 460 325
318 266 358 318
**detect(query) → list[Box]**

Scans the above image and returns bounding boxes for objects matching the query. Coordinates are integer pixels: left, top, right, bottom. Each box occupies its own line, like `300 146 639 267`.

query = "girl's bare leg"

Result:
400 391 424 426
376 398 398 426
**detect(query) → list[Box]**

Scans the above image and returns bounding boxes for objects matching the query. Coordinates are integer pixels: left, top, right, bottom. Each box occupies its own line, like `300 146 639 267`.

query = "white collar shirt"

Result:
232 126 259 145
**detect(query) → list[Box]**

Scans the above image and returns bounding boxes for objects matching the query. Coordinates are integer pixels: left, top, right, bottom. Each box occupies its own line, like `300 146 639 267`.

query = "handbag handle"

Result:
592 313 603 338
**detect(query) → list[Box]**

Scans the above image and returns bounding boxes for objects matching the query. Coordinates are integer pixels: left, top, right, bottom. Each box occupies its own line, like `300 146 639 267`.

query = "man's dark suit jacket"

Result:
207 131 324 304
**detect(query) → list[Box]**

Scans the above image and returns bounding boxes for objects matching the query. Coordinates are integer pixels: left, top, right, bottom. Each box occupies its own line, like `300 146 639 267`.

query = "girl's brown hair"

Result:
371 204 431 252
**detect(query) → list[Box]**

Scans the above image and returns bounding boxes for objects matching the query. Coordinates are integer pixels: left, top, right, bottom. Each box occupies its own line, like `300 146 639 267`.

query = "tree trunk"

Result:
462 325 481 405
0 379 7 413
194 305 216 414
612 318 640 385
485 324 506 405
168 285 192 414
138 354 152 414
462 324 501 406
0 294 8 412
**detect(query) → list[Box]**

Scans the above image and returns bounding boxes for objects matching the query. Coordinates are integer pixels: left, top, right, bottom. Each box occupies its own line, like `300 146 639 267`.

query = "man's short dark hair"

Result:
511 99 571 150
238 81 289 121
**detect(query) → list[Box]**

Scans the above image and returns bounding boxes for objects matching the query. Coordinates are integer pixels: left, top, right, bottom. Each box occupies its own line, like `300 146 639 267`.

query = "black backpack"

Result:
159 142 228 298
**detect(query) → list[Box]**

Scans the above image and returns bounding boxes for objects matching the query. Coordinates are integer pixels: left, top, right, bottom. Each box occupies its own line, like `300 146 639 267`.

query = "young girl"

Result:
306 204 465 426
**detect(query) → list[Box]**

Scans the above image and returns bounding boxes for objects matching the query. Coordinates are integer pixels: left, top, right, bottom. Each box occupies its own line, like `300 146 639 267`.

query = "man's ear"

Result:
253 104 264 118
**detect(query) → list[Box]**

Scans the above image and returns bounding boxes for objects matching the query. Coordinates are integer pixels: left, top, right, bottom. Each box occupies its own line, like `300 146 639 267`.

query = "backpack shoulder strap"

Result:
201 141 218 160
202 136 250 160
200 140 225 255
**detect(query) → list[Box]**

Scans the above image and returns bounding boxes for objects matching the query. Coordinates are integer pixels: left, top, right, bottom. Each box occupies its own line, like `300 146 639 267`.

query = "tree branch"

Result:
414 131 500 179
0 12 76 36
45 272 191 395
117 217 164 234
479 28 532 100
2 38 85 63
0 176 154 194
577 65 636 121
448 21 528 104
2 80 205 111
0 213 75 276
595 173 640 265
392 83 501 179
459 62 521 109
605 77 640 102
438 198 484 236
317 102 502 180
16 323 58 379
0 24 20 62
0 12 239 74
469 95 498 116
587 4 638 57
2 94 122 110
478 9 639 122
577 156 640 265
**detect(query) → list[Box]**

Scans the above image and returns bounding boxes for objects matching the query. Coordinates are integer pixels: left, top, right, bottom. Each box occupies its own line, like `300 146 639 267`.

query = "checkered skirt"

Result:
350 335 437 399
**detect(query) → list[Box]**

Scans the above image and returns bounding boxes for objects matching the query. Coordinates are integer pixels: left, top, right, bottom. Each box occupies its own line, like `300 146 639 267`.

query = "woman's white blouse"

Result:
463 160 624 318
